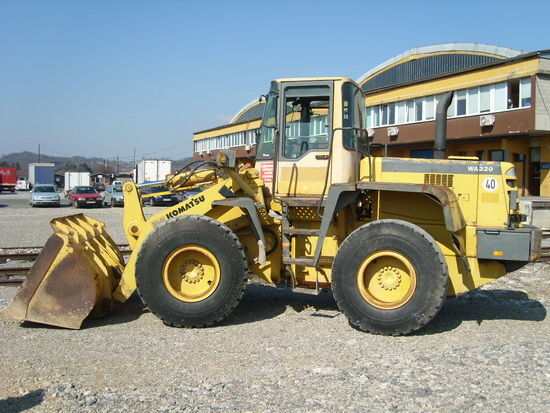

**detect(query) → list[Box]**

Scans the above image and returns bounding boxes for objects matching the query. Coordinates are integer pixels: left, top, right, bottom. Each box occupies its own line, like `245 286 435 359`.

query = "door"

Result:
528 147 540 196
275 82 333 197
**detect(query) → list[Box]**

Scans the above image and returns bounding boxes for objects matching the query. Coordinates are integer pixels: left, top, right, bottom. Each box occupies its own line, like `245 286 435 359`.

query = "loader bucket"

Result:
3 214 124 329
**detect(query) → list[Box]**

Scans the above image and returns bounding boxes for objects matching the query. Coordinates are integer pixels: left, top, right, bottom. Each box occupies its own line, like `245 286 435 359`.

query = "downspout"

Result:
434 91 454 159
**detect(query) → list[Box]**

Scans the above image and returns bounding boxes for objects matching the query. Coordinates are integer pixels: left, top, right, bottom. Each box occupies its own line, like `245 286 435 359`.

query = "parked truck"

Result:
64 171 91 194
29 163 55 188
134 160 171 184
0 167 17 192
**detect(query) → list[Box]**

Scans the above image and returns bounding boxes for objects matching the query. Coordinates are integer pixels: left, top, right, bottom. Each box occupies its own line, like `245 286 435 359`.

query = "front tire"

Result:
136 215 248 327
332 219 448 336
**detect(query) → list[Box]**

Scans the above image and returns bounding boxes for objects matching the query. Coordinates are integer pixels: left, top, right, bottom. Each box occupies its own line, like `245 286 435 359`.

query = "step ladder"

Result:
279 202 321 294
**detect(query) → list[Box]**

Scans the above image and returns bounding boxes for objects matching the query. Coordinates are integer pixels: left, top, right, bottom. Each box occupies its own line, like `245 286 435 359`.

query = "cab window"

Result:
342 82 367 151
282 86 330 159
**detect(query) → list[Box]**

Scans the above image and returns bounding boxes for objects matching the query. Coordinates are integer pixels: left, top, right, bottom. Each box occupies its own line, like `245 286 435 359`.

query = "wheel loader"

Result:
3 77 541 335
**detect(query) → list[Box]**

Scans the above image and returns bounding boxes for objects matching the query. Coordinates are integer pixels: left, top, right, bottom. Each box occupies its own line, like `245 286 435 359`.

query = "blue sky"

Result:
1 0 548 161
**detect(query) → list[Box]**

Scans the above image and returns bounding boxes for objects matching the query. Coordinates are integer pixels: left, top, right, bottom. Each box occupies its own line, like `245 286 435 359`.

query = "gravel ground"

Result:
0 191 549 412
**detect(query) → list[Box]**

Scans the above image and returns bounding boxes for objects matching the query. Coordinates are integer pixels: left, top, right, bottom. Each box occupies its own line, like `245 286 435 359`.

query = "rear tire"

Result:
136 215 248 327
332 219 448 336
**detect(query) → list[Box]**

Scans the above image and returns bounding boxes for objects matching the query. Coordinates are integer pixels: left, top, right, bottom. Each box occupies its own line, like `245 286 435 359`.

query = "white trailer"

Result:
64 171 91 192
135 160 171 184
29 163 55 187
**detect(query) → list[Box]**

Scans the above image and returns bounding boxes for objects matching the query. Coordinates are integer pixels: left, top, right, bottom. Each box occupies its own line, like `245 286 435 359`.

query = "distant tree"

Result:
15 162 21 170
77 163 93 173
0 161 8 167
99 164 115 174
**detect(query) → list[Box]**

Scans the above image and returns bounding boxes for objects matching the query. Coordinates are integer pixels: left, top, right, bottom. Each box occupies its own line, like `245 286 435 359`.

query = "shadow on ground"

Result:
12 285 547 333
92 284 340 328
0 389 45 412
417 289 547 335
221 284 339 326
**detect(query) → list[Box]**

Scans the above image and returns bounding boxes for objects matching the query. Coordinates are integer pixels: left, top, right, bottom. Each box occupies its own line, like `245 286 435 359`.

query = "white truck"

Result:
134 160 171 184
64 171 91 193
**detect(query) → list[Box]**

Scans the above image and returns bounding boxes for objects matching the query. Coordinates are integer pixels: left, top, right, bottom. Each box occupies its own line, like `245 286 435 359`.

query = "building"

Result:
192 43 550 196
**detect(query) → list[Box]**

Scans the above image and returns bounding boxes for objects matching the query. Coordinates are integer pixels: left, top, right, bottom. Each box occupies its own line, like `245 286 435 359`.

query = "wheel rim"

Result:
357 250 417 309
162 245 220 303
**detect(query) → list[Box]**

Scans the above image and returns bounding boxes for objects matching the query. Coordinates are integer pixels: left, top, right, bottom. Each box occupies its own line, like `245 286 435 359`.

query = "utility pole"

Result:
116 156 119 175
37 143 40 163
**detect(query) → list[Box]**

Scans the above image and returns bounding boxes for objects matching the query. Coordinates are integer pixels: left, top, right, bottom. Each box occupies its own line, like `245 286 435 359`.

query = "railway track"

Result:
539 229 550 262
0 244 131 286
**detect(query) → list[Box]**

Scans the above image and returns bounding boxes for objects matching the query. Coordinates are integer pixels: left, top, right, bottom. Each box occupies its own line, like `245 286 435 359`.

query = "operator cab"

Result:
255 78 368 198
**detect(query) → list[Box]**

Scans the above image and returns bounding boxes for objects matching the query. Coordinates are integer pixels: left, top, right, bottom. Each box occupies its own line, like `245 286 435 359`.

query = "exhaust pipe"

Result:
434 91 454 159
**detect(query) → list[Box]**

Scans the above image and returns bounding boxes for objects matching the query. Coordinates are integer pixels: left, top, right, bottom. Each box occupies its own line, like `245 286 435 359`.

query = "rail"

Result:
0 244 131 286
539 229 550 262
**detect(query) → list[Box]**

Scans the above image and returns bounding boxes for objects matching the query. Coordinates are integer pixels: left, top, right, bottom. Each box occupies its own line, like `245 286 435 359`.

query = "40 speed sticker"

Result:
483 177 498 192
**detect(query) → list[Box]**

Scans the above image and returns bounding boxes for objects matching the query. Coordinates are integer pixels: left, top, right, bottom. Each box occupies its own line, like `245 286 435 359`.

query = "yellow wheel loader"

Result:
4 77 541 335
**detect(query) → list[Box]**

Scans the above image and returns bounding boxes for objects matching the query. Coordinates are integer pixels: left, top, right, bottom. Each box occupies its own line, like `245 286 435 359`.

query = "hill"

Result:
0 151 195 176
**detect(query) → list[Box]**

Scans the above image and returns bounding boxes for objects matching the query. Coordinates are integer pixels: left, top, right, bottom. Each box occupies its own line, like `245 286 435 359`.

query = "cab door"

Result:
275 81 333 197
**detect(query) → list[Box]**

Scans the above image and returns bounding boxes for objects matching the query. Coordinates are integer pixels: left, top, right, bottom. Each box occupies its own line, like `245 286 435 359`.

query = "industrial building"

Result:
193 44 550 196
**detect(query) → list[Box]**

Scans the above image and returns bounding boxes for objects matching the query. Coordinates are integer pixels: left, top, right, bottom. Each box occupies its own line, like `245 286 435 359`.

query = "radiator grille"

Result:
424 173 454 187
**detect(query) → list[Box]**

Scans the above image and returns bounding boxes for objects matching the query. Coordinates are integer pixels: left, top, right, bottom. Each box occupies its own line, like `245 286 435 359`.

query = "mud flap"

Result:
3 214 125 329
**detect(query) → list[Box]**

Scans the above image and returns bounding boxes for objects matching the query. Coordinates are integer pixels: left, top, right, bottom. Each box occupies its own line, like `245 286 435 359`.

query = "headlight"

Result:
78 197 86 201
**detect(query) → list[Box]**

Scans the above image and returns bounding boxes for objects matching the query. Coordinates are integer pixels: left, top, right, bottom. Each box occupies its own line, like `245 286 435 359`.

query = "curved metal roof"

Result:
357 43 527 92
231 100 265 124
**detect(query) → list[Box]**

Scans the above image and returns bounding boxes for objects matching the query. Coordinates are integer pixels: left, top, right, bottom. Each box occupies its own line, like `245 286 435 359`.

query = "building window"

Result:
388 102 396 125
397 101 406 124
406 99 415 122
480 85 491 113
456 90 467 116
447 94 456 117
467 87 479 115
364 77 531 129
414 98 423 121
494 82 507 111
507 78 520 108
520 77 531 107
381 104 388 125
366 107 373 128
425 96 435 120
490 150 506 161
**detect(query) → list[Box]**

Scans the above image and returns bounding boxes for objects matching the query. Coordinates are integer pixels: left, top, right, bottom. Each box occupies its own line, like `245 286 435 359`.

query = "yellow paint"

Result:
540 136 550 197
276 165 329 195
356 250 417 309
162 245 221 302
446 255 506 296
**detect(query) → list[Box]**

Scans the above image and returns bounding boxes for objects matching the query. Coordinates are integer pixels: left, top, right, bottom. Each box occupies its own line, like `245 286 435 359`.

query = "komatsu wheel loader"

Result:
3 77 541 335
